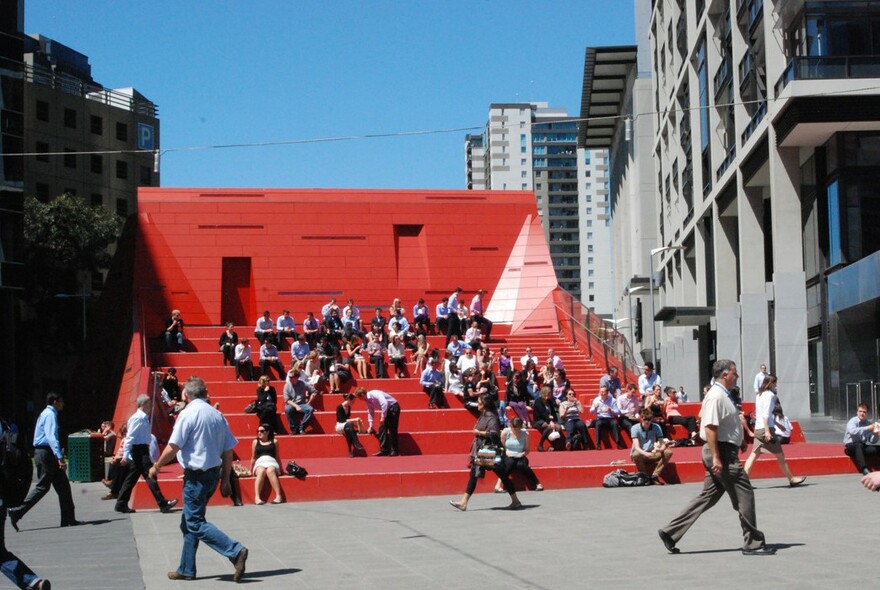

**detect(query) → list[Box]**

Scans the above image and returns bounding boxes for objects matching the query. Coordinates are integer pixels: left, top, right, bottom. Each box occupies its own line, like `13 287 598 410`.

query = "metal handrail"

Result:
550 288 641 385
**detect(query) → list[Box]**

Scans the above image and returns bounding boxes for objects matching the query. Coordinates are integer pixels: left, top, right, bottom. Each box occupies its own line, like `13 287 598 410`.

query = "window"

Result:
521 171 527 178
63 148 76 169
521 158 527 165
35 141 49 163
35 182 49 201
35 100 49 122
116 160 128 179
90 115 103 135
116 122 128 141
536 183 542 189
90 155 103 174
139 165 152 185
90 193 103 207
63 108 76 129
116 198 128 217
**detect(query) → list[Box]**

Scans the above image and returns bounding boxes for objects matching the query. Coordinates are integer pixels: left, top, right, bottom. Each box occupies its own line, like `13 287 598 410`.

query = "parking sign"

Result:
138 123 155 150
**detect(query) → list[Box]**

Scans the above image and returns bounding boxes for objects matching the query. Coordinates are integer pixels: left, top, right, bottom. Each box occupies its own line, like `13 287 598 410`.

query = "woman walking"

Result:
743 375 806 487
449 395 523 511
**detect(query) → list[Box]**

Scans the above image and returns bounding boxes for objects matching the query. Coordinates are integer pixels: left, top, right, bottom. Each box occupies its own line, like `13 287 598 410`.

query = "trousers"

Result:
12 448 75 525
116 444 168 510
660 442 765 551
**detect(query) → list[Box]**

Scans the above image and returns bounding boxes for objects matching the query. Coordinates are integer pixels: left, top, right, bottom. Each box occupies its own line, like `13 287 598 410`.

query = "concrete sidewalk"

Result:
7 470 880 589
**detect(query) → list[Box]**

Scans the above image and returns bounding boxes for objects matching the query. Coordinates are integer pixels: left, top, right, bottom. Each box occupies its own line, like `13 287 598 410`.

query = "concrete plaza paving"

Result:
6 468 879 589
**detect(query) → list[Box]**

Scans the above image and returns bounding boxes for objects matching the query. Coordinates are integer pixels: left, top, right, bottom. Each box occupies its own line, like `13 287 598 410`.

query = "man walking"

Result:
114 395 177 514
149 376 248 582
9 392 78 531
658 359 775 556
355 388 401 456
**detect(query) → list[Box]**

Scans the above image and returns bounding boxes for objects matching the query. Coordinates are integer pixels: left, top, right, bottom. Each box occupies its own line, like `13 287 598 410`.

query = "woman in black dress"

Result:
219 322 238 366
449 394 522 511
254 375 278 431
336 394 365 457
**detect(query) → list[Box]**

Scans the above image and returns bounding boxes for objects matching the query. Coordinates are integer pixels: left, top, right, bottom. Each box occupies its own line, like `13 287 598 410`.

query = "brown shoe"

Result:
167 571 194 581
101 493 117 501
232 547 248 583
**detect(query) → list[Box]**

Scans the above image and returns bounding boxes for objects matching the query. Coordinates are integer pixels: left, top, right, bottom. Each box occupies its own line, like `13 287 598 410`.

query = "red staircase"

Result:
132 325 856 508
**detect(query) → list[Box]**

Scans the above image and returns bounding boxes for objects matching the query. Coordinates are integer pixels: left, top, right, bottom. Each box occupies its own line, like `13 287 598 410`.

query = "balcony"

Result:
775 55 880 96
736 0 763 35
740 101 766 145
715 145 736 180
714 56 733 99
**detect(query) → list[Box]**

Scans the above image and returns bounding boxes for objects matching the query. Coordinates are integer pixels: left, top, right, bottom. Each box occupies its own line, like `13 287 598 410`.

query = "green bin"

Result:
67 433 104 482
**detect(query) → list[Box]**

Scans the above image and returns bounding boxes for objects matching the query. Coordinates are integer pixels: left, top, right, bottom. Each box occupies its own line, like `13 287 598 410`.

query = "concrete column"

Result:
714 201 742 369
768 143 810 419
738 185 770 401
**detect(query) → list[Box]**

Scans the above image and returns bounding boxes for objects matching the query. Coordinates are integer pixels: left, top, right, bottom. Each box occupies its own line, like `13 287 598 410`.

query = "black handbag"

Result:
243 401 257 414
285 460 308 480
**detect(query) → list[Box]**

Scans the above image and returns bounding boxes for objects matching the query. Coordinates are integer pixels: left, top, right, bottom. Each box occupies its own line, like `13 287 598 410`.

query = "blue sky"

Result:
26 1 635 189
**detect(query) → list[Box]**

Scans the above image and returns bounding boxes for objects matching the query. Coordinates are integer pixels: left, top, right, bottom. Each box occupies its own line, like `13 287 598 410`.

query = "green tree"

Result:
23 193 120 300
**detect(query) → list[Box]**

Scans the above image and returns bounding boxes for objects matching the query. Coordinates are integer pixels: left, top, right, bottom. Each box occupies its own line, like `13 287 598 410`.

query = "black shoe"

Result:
742 546 776 556
60 520 84 527
115 506 136 514
354 444 365 452
388 451 399 457
37 580 51 590
658 529 679 554
232 547 248 583
160 499 178 513
349 450 355 458
8 509 20 532
373 451 390 456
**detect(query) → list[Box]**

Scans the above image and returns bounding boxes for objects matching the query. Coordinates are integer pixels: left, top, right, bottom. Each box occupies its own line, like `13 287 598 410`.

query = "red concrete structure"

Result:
112 188 855 508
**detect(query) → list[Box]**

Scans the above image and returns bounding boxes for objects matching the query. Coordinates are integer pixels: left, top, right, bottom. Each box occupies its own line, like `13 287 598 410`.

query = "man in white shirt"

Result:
547 349 564 370
658 359 774 556
276 310 296 349
115 395 177 514
254 310 276 345
638 362 662 396
753 364 768 395
150 377 249 582
520 348 539 370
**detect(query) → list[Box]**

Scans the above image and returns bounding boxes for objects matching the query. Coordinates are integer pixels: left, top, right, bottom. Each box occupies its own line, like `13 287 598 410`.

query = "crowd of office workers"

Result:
157 292 865 485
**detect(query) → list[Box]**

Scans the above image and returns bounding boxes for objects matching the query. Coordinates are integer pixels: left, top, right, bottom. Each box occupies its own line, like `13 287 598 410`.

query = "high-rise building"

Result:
22 34 160 224
590 0 880 419
466 102 611 309
0 0 25 418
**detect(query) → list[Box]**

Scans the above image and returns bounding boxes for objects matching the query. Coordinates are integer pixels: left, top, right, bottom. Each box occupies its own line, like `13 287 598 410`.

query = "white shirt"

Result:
754 371 768 394
364 390 398 430
754 390 776 431
520 354 539 369
638 372 661 395
123 408 152 459
168 398 238 470
234 343 251 361
457 354 478 374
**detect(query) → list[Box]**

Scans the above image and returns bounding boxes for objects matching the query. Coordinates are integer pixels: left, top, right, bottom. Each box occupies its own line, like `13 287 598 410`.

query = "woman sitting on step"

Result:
336 394 366 457
251 423 284 505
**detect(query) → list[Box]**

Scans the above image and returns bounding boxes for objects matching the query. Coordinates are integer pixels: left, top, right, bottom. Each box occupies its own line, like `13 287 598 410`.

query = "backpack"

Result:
0 418 33 506
602 469 650 488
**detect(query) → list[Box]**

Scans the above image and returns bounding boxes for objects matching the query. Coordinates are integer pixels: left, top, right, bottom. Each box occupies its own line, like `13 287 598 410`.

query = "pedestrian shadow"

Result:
488 504 536 511
678 542 804 555
18 519 111 532
200 568 300 583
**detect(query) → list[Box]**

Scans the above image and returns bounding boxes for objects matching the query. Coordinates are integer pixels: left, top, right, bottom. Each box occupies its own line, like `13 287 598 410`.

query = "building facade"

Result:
589 0 880 419
466 102 612 310
22 35 160 224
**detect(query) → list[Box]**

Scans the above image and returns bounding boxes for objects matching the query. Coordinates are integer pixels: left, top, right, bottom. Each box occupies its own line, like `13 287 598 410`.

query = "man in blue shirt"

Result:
9 393 78 531
419 360 447 409
1 419 51 589
435 297 450 336
149 377 248 582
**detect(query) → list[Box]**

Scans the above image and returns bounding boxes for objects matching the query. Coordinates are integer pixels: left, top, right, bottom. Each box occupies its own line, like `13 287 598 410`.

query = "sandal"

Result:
271 499 284 504
449 500 467 511
255 500 265 505
535 484 544 491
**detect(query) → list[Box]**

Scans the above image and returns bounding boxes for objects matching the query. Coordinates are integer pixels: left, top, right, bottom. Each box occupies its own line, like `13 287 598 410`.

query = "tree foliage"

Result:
23 194 120 299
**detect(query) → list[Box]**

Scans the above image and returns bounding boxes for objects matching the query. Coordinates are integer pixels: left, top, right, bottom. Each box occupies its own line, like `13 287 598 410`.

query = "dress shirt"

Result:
470 295 483 315
277 315 296 333
600 375 621 394
255 317 274 333
638 372 662 395
291 341 310 361
420 368 443 388
457 354 478 374
260 343 279 360
393 315 410 333
465 327 481 342
123 408 152 458
616 393 640 418
590 395 619 419
448 292 459 312
699 383 742 445
753 371 768 394
520 354 539 369
303 317 320 332
234 343 251 361
168 398 237 471
446 341 466 356
33 405 63 460
436 303 449 319
364 390 398 430
413 304 429 320
844 416 878 445
343 305 360 322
